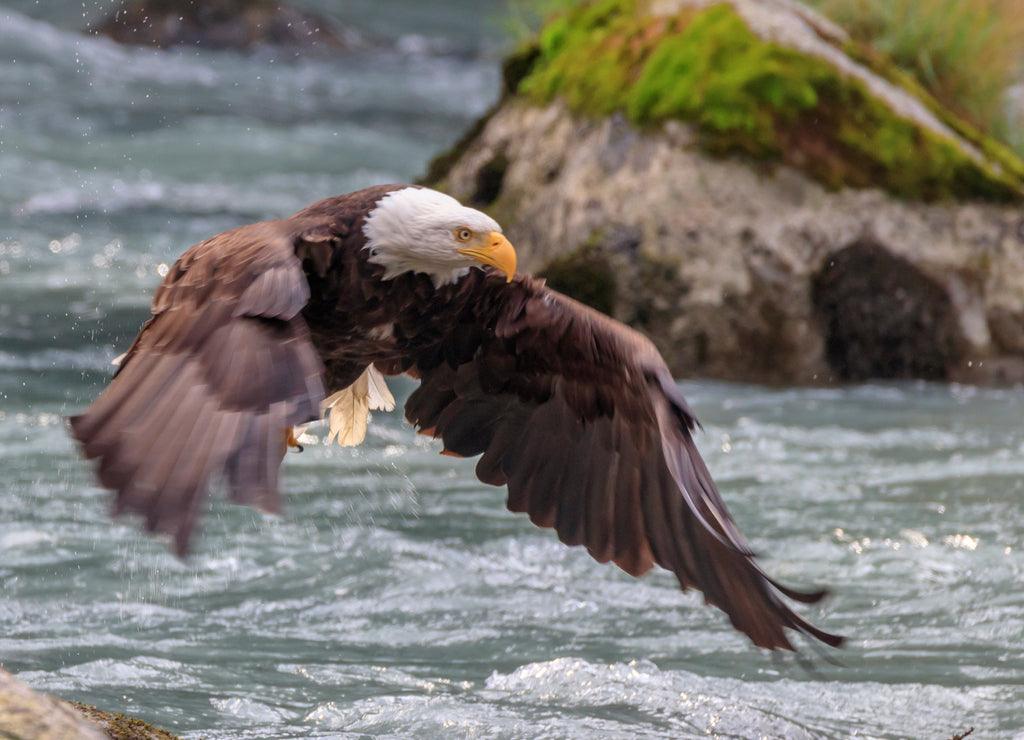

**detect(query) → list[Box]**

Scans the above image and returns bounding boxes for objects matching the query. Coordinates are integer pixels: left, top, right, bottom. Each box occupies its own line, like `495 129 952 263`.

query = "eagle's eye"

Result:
454 227 473 243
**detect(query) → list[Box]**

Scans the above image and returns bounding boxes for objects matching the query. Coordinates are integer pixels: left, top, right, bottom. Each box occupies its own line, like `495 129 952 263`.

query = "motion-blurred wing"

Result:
70 222 325 554
403 274 841 650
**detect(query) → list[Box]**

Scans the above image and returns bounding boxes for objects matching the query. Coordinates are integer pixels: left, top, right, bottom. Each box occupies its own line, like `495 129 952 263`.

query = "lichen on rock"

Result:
70 703 184 740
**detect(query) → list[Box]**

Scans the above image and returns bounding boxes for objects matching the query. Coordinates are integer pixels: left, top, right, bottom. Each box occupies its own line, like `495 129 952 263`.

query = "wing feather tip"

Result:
67 413 84 436
172 528 193 558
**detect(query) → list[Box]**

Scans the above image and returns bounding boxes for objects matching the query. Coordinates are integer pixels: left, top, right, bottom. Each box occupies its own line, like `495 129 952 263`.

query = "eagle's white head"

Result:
362 187 517 286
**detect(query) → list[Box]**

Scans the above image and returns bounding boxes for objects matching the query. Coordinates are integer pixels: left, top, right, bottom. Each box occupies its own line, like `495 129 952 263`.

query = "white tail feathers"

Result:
320 365 397 447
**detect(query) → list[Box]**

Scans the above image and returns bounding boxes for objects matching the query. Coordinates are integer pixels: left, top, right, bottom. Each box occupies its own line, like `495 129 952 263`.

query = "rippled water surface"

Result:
3 3 1024 739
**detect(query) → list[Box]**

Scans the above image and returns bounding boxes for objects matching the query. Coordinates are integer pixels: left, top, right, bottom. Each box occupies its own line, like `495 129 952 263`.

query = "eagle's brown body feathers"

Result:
71 184 841 651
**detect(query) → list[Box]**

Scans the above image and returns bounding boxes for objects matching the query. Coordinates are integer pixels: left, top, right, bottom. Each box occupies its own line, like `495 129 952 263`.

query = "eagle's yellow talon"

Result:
285 428 304 453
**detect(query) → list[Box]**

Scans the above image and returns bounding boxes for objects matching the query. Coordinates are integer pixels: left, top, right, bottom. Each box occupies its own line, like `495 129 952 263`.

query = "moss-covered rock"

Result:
514 0 1023 202
427 0 1024 384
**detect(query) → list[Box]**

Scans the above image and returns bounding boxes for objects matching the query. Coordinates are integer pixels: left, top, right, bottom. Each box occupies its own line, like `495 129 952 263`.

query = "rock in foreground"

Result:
0 667 105 740
0 667 183 740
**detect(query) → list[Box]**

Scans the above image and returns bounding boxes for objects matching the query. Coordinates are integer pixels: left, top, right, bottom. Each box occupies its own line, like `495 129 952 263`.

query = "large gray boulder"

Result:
426 0 1024 384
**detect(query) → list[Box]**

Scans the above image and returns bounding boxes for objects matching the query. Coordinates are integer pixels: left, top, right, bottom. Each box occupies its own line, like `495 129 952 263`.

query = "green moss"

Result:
517 0 1024 202
628 5 823 152
841 38 1024 187
522 0 684 118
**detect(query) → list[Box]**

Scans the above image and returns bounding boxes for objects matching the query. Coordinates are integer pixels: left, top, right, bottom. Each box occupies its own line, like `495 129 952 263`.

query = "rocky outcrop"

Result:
93 0 354 53
0 667 183 740
425 0 1024 385
0 667 106 740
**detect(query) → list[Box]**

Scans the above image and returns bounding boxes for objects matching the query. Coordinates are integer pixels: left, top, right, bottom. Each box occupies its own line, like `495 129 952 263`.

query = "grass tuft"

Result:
806 0 1024 149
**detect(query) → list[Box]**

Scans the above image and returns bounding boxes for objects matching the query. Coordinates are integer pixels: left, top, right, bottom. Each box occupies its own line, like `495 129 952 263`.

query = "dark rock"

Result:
92 0 353 53
470 153 509 208
539 243 617 316
812 239 963 380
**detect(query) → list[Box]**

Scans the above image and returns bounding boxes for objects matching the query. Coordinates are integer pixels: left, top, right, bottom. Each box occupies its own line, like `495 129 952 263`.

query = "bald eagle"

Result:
71 184 841 651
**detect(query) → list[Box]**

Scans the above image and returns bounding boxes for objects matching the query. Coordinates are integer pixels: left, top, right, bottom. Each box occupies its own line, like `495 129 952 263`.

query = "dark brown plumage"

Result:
71 184 841 651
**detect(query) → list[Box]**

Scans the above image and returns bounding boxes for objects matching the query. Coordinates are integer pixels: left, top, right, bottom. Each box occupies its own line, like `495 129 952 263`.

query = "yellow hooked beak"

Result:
458 231 517 282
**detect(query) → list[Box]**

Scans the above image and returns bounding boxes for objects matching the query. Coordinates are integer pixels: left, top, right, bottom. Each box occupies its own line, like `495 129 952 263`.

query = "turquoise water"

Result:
3 3 1024 738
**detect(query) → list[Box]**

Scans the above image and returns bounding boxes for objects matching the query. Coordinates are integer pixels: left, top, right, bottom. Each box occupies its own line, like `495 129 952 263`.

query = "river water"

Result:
2 3 1024 739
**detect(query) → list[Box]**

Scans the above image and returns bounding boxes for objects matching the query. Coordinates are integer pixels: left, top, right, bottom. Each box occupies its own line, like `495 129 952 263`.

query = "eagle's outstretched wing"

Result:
400 274 841 650
70 222 325 554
